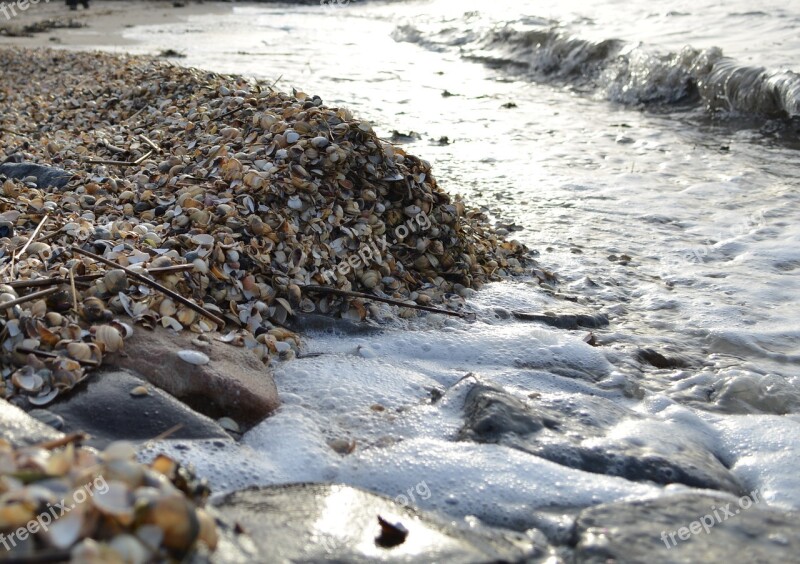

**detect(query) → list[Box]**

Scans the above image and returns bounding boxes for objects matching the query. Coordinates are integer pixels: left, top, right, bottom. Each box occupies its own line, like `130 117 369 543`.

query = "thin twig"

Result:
83 158 138 166
16 346 100 367
100 139 127 155
34 432 88 450
268 73 283 91
300 285 474 319
139 134 162 153
151 423 185 441
85 149 154 167
211 104 246 123
0 287 59 311
124 104 149 123
70 245 226 327
133 150 154 165
0 212 50 278
69 265 78 313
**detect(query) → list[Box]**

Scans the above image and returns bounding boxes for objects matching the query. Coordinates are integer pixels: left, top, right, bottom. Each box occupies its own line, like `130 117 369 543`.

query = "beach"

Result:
2 0 800 561
0 0 234 48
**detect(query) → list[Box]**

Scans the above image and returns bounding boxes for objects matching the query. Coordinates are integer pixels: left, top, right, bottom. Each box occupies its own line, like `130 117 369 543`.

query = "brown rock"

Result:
104 325 278 428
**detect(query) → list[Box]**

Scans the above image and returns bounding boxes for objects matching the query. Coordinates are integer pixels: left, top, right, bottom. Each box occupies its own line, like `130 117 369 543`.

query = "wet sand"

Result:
0 0 234 49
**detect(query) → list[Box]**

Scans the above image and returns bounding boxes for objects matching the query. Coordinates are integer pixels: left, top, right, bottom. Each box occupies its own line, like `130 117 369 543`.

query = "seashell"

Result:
81 297 111 323
11 367 44 393
45 311 64 327
109 534 150 564
44 507 86 550
161 316 183 331
360 270 380 289
110 319 134 339
66 341 93 362
92 480 135 525
103 441 137 461
176 308 197 326
140 494 199 552
159 298 177 317
95 325 124 352
130 385 149 397
25 241 51 257
177 350 210 365
197 508 219 550
217 417 240 433
28 387 59 406
191 233 214 247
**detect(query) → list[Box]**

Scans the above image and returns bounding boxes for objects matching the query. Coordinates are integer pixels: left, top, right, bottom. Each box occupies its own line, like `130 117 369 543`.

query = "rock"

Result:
0 398 62 446
0 161 73 189
573 493 800 563
511 311 609 329
40 368 232 448
637 348 689 369
284 313 383 335
459 383 743 495
103 326 279 428
210 483 547 563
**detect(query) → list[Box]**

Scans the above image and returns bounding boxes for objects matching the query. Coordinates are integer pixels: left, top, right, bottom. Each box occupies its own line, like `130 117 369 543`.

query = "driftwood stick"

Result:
6 264 196 290
0 287 59 311
16 346 100 367
6 278 67 289
70 245 226 327
300 285 473 319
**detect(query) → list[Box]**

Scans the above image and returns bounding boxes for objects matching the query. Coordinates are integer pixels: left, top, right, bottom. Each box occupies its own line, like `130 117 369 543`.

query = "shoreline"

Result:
0 0 235 49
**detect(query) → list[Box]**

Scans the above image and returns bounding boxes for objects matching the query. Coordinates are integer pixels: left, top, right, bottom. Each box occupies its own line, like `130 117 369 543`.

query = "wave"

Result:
393 22 800 120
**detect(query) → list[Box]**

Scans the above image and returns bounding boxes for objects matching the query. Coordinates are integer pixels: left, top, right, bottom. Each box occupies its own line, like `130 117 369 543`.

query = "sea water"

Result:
108 0 799 527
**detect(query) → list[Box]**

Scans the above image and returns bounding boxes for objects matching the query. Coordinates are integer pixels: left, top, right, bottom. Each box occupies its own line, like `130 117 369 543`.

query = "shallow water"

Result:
99 0 800 531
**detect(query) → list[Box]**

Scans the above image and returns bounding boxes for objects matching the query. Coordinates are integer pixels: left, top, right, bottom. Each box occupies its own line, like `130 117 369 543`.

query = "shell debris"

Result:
0 438 216 559
0 47 533 405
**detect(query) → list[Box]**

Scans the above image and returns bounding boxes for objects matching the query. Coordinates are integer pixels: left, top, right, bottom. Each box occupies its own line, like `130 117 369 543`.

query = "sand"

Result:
0 0 234 49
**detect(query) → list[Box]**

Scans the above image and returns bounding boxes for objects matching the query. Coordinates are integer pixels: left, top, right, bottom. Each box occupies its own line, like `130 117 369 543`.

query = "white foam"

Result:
337 437 661 529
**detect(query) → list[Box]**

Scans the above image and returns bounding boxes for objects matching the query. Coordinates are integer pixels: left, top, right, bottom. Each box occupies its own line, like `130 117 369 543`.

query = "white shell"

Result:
191 233 214 246
177 350 210 365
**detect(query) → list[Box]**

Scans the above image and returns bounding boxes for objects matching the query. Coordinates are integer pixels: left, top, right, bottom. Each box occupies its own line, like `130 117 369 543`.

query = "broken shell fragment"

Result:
177 350 210 365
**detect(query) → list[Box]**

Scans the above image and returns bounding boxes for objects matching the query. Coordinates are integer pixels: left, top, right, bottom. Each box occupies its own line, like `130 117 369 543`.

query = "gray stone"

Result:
573 493 800 563
42 368 232 448
459 383 743 495
0 398 63 446
210 483 550 563
0 162 73 189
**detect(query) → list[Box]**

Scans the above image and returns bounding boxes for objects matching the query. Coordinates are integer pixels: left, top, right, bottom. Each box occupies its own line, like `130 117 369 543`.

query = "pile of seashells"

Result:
0 48 530 404
0 438 217 561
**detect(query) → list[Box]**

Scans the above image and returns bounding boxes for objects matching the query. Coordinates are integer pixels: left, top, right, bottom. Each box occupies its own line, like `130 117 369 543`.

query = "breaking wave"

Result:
393 22 800 120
